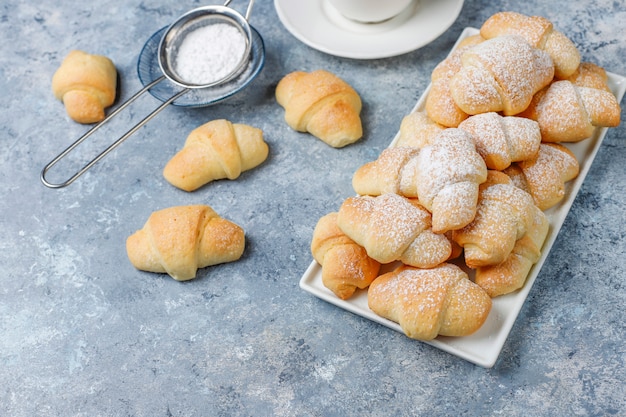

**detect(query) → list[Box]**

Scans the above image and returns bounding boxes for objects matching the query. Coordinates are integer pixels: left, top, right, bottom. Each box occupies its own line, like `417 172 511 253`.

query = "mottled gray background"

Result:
1 0 625 416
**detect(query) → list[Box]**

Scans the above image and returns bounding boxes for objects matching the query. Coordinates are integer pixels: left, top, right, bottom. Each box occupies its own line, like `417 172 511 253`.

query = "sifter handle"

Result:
40 76 188 189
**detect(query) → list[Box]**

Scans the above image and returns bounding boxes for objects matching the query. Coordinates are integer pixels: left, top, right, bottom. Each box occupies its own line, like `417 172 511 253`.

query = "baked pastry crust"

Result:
311 212 380 300
52 50 117 124
163 119 269 192
518 80 621 142
449 35 554 116
276 69 363 148
480 11 581 79
458 112 541 171
414 128 488 233
337 193 453 268
368 264 492 340
126 205 245 281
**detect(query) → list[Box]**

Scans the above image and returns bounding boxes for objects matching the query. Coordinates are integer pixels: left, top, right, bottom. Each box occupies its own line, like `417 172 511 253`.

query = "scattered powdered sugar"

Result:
454 181 536 266
501 116 541 159
534 81 591 141
519 143 579 209
175 22 247 85
331 246 371 285
431 182 479 232
535 144 578 181
359 147 419 196
367 194 429 260
481 12 551 48
398 153 420 197
339 194 438 264
458 112 541 171
415 129 487 228
432 45 468 80
369 265 490 339
456 199 514 260
459 112 508 167
452 35 554 115
473 36 552 113
451 63 502 112
400 229 452 268
372 266 455 320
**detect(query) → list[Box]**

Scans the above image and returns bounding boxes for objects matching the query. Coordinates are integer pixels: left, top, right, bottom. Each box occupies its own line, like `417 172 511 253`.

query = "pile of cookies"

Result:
311 12 622 341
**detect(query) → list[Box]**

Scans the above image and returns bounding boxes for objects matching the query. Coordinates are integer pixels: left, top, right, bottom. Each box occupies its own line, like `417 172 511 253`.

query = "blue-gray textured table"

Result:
1 0 625 416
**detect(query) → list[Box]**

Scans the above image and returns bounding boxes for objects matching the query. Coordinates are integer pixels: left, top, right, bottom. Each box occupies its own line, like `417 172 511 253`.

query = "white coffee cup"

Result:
326 0 413 23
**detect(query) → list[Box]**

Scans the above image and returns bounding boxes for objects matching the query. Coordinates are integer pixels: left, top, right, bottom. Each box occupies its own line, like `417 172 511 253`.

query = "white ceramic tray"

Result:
299 27 626 368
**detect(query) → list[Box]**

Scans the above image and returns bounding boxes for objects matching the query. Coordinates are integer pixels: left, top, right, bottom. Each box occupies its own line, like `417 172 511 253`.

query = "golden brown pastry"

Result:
425 34 484 127
352 147 420 197
414 128 488 233
126 205 245 281
367 264 492 340
395 111 445 148
449 35 554 116
311 212 381 300
458 112 541 171
275 69 363 148
452 171 536 268
336 193 452 268
52 50 117 124
479 11 581 79
474 204 549 297
518 80 621 142
163 119 269 192
503 143 579 211
567 62 611 92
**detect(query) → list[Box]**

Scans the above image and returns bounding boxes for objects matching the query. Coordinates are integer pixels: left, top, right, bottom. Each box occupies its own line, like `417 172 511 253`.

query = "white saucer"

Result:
274 0 465 59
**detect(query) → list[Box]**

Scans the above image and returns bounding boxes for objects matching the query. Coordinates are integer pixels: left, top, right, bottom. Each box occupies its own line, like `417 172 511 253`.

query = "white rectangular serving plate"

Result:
300 27 626 368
